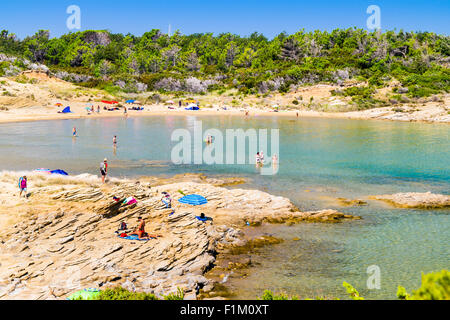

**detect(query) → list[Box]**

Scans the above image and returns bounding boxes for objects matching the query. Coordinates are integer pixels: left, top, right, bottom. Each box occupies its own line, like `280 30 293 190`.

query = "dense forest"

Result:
0 28 449 105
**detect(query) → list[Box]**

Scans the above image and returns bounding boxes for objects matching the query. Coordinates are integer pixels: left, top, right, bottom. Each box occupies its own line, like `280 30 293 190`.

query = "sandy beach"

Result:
0 72 449 124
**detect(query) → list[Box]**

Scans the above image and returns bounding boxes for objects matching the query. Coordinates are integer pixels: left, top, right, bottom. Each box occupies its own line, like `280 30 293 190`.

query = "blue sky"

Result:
0 0 448 39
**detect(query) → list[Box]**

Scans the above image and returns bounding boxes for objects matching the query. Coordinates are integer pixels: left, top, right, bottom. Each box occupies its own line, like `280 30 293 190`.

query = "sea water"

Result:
0 115 448 299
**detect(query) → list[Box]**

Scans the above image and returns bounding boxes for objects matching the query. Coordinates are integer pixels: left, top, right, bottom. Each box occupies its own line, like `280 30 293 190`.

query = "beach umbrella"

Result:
55 103 63 107
67 288 101 300
125 100 135 104
178 194 208 206
101 100 119 104
34 168 51 174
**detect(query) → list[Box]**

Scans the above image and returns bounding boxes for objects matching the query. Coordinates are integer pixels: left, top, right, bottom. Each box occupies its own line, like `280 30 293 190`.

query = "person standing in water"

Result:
256 152 261 165
72 127 77 137
100 158 108 183
18 176 28 198
272 154 278 165
113 136 117 146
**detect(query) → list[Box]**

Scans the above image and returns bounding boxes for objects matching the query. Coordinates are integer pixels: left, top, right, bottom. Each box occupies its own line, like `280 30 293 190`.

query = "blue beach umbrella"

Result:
126 100 135 103
178 194 208 206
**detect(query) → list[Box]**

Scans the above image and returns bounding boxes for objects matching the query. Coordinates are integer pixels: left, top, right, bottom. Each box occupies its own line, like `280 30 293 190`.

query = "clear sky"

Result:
0 0 448 39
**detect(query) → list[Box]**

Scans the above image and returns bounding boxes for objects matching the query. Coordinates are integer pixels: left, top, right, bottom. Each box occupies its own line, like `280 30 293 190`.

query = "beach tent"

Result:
51 170 69 176
67 288 101 300
178 194 208 206
60 107 73 113
166 100 175 104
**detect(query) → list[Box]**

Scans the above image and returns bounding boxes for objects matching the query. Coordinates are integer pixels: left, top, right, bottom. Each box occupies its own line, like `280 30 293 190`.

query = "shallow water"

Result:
0 115 448 299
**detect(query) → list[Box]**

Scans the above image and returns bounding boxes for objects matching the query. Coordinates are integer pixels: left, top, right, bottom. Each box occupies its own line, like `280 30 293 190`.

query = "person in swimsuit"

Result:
129 217 150 239
100 158 108 183
19 176 27 198
256 152 261 165
161 192 172 208
113 136 117 146
73 127 77 137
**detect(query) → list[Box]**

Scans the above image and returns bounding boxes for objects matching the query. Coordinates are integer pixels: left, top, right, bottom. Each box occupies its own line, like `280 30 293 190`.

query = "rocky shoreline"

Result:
0 172 359 300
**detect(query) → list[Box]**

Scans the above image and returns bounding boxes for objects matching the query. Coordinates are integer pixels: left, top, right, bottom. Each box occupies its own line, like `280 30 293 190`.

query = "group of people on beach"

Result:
116 191 173 240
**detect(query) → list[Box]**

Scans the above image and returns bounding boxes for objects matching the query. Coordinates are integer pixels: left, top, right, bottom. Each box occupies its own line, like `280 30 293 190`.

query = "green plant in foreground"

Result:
260 290 299 300
97 287 159 300
342 282 364 300
74 286 186 300
397 270 450 300
164 287 185 300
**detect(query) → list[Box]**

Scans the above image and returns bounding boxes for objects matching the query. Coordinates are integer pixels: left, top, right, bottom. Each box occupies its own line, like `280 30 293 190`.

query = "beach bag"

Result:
119 222 127 230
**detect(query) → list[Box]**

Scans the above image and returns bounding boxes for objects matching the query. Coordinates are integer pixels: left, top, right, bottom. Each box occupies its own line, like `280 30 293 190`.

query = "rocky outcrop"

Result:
0 175 360 300
370 192 450 209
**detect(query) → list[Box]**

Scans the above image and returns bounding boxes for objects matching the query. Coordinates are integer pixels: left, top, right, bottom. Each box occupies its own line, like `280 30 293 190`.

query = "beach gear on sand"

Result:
178 194 208 206
101 100 119 104
51 169 69 176
118 234 151 241
123 197 137 206
34 168 51 174
67 288 101 300
185 104 199 111
59 106 73 113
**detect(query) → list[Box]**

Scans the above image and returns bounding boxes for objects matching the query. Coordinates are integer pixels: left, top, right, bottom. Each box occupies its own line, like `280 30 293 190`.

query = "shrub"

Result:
259 290 299 300
163 288 185 300
397 270 450 300
96 287 159 300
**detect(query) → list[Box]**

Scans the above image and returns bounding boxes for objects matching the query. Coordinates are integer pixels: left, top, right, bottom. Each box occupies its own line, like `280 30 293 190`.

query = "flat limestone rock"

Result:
0 173 361 300
370 192 450 209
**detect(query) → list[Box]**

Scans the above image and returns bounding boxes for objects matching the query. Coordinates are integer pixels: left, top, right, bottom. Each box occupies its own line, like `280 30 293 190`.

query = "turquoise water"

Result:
0 115 448 299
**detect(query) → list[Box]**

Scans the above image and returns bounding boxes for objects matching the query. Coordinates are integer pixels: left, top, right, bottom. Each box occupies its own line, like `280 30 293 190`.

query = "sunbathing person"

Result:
128 217 149 239
128 217 162 240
